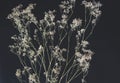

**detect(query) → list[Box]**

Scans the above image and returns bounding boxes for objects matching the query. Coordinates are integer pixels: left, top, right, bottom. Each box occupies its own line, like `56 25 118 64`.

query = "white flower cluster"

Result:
81 40 89 48
50 63 61 83
75 48 94 72
28 73 39 83
57 16 67 29
75 29 85 51
75 35 93 72
70 18 82 31
15 66 32 80
51 46 66 62
7 4 38 31
44 10 56 26
9 35 32 56
16 66 39 83
74 28 94 80
16 69 22 78
57 0 76 29
59 0 75 14
82 0 102 24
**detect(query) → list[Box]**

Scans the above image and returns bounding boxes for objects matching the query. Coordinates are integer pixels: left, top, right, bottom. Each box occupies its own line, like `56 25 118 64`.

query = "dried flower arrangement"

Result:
7 0 102 83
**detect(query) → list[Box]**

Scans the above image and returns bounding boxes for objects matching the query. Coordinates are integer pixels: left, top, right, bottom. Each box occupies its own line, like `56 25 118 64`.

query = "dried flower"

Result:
71 18 82 31
82 0 102 18
81 40 89 48
16 69 22 78
81 29 85 33
75 52 82 58
28 73 38 83
44 10 55 22
52 46 66 62
59 0 74 14
37 45 43 55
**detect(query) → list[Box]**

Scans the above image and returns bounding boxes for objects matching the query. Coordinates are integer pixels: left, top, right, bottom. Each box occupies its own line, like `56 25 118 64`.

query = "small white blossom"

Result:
76 54 91 72
37 45 43 55
52 46 66 62
16 69 22 78
62 14 68 19
75 52 82 58
28 73 38 83
57 19 67 29
82 0 102 18
24 66 32 72
70 18 82 31
47 31 55 36
81 40 89 48
82 1 93 8
52 68 60 75
90 8 101 17
77 31 81 36
61 19 67 24
80 29 85 34
59 0 74 14
92 19 96 24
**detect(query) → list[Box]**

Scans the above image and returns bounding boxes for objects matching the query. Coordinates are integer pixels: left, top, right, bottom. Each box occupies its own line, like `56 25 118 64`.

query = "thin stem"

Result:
82 14 92 40
65 30 73 82
59 30 67 46
58 53 75 83
85 7 87 26
58 63 79 83
85 24 96 40
68 69 82 83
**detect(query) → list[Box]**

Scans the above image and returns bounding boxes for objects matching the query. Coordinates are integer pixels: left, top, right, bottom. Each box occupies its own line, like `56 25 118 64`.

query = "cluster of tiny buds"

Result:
52 46 66 62
70 18 82 31
82 0 102 24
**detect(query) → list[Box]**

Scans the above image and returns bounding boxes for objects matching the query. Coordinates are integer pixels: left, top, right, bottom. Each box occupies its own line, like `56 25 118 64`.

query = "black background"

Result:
0 0 120 83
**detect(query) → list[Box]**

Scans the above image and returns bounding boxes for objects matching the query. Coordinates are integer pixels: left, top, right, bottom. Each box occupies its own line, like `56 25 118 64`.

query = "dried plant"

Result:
7 0 102 83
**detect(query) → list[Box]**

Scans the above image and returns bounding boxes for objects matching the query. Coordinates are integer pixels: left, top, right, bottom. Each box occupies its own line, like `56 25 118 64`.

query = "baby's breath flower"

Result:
57 19 67 29
71 18 82 31
82 48 94 55
61 14 68 19
24 66 32 72
82 1 93 8
81 40 89 48
76 55 90 72
16 69 22 78
47 31 55 36
52 67 60 75
92 19 96 24
80 29 85 34
28 73 38 83
44 10 55 21
44 10 56 26
61 19 67 24
39 45 43 49
75 52 82 58
82 0 102 18
59 0 74 14
52 46 66 62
